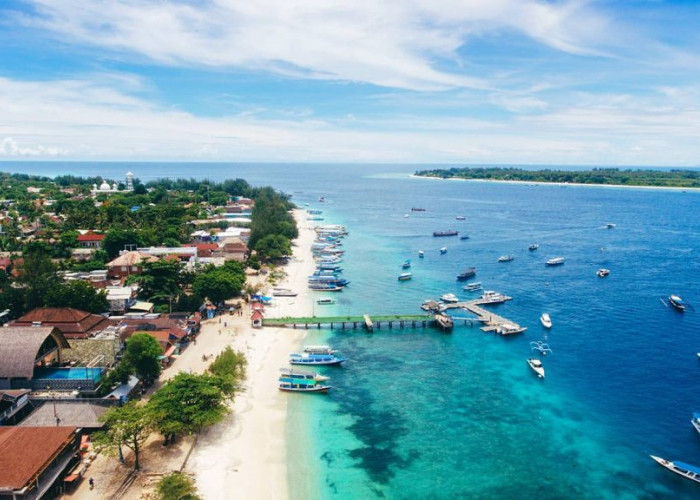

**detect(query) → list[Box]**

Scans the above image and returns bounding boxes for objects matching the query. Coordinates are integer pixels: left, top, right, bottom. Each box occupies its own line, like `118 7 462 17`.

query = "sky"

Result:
1 0 699 165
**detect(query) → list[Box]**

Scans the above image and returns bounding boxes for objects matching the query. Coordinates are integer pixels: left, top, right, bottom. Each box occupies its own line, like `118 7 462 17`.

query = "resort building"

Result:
106 251 158 279
0 326 70 390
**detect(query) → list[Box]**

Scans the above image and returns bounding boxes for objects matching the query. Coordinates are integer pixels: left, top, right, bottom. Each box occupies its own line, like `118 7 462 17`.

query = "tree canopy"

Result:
192 262 246 305
45 280 109 313
123 333 162 386
156 472 200 500
95 402 152 471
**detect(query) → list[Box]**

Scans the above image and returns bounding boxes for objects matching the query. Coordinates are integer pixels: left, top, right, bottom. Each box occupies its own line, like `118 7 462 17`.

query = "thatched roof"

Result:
19 401 108 429
0 327 69 379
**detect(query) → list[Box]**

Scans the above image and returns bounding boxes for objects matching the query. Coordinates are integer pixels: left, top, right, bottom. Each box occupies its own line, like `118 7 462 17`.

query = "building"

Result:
0 389 31 425
11 308 116 340
76 231 105 249
0 426 80 499
106 251 158 279
0 327 70 390
19 401 110 431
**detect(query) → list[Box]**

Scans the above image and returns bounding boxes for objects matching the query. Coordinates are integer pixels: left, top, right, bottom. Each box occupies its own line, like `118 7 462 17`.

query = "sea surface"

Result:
6 162 700 499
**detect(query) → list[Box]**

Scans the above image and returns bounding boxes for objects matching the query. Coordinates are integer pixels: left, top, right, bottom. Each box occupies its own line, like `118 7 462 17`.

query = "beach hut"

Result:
251 311 263 329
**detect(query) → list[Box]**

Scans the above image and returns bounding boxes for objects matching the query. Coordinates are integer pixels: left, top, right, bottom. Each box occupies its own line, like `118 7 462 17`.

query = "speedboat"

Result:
460 235 470 240
440 293 459 303
596 268 610 277
529 244 539 251
650 455 700 483
669 294 686 312
497 324 527 336
402 259 411 269
527 358 545 378
398 272 413 281
289 353 346 366
456 267 476 281
440 247 448 254
546 257 565 266
606 223 616 229
691 413 700 435
540 313 552 329
463 282 482 292
498 255 514 262
455 216 466 221
418 250 425 258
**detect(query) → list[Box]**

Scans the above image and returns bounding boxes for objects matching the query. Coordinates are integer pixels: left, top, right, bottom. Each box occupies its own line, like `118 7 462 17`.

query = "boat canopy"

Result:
674 461 700 476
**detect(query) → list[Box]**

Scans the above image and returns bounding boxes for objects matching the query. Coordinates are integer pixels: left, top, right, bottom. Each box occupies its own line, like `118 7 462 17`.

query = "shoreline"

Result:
410 174 700 192
187 209 317 499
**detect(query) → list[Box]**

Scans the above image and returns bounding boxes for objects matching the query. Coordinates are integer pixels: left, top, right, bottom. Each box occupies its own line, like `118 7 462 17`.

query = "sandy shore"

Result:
187 210 317 499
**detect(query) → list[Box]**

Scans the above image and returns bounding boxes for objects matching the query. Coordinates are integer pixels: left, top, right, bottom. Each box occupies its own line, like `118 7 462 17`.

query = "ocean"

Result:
6 162 700 498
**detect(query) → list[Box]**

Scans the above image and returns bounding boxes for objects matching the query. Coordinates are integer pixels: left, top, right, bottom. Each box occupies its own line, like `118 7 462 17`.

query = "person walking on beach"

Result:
89 478 94 490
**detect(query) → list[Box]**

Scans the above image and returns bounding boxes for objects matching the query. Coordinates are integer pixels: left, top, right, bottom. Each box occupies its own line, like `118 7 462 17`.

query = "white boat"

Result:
479 290 511 304
440 293 459 303
463 282 482 292
692 413 700 435
455 216 466 221
650 455 700 483
303 345 337 355
596 268 610 277
279 368 330 382
418 250 425 258
440 247 447 254
527 358 545 378
497 324 527 336
540 313 552 329
546 257 565 266
316 298 336 305
398 272 413 281
498 255 514 262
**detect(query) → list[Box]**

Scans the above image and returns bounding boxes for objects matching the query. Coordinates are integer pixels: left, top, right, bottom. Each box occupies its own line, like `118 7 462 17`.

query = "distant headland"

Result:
414 167 700 189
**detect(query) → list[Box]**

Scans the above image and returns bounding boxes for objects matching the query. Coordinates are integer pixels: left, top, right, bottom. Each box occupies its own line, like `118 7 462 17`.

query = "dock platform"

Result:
439 296 522 331
263 314 433 331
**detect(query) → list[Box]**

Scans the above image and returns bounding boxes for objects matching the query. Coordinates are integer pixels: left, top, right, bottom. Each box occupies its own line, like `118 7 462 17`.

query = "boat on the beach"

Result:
303 345 337 355
498 255 514 262
289 353 346 366
460 235 470 240
418 250 425 258
273 289 298 297
496 324 527 335
307 209 323 215
398 272 413 281
691 413 700 436
280 368 330 382
440 293 459 303
279 378 332 393
669 294 686 312
596 268 610 277
440 247 448 254
307 217 324 221
546 257 565 266
463 282 482 292
455 216 466 221
650 455 700 483
316 298 336 305
527 358 545 378
456 268 476 281
529 244 539 251
433 230 458 237
540 313 552 329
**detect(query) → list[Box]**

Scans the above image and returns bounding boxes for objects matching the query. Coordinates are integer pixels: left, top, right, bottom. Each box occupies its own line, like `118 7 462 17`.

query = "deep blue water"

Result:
6 162 700 498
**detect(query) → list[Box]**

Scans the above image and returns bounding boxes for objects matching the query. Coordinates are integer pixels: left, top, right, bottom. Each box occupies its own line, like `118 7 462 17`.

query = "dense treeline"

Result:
249 187 297 262
414 167 700 188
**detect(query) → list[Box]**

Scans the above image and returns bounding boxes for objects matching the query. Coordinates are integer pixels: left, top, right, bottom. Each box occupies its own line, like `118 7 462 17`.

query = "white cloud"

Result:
16 0 616 91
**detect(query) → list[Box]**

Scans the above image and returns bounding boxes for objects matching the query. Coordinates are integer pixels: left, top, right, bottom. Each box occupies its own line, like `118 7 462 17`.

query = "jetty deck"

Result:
263 314 433 331
439 296 522 331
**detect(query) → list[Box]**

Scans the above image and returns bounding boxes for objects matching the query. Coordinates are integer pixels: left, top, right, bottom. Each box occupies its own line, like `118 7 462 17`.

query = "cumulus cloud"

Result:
15 0 614 91
0 137 67 157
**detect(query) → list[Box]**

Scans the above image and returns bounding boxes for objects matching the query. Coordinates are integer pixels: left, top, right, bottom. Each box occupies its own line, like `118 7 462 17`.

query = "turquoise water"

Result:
34 367 103 382
7 162 700 498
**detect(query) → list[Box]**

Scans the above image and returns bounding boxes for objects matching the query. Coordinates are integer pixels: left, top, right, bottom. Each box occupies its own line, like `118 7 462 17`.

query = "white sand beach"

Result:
187 210 318 499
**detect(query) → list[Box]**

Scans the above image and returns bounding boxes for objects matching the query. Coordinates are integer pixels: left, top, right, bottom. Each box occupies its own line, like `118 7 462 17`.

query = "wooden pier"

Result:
263 314 434 331
439 295 523 332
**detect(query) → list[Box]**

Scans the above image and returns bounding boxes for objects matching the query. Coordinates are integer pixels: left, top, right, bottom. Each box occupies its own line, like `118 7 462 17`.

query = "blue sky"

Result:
1 0 699 165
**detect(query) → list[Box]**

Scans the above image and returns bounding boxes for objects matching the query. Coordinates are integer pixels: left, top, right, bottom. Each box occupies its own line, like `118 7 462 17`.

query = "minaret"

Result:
126 171 134 191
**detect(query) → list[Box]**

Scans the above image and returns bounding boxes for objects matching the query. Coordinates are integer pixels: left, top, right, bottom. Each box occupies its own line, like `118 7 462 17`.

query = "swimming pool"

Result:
33 367 103 382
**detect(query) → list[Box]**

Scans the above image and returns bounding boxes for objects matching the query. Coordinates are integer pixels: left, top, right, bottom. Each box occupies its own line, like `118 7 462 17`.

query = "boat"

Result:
307 217 324 221
650 455 700 483
691 413 700 435
308 284 345 292
433 230 458 237
669 294 686 312
530 341 552 356
306 209 323 215
289 353 346 365
455 216 466 221
496 324 527 335
318 196 325 202
402 260 411 269
540 313 552 329
418 250 425 258
434 313 453 331
279 378 332 393
316 298 336 305
456 268 476 281
440 247 448 254
596 268 610 277
460 235 470 240
463 282 482 292
527 358 545 378
440 293 459 303
480 290 511 304
498 255 514 262
280 368 330 382
411 207 426 212
606 223 616 229
398 272 413 281
546 257 565 266
303 345 337 356
273 289 298 297
529 244 539 251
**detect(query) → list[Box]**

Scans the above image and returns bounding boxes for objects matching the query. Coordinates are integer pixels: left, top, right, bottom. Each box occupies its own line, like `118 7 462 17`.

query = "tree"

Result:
208 347 247 396
103 228 143 259
18 242 57 311
156 472 200 500
45 280 109 313
149 372 230 440
254 234 292 262
94 402 152 471
192 271 240 305
134 259 182 305
123 333 162 386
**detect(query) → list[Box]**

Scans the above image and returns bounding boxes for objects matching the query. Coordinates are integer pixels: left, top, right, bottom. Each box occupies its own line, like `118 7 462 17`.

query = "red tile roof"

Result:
12 308 115 339
77 232 105 242
0 426 76 490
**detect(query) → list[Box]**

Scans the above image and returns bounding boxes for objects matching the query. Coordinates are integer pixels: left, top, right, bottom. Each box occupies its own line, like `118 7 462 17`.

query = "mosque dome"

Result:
99 180 111 191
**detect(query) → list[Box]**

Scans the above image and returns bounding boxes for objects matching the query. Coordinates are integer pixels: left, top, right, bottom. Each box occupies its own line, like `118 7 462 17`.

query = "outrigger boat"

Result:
398 272 413 281
691 412 700 435
289 352 346 365
530 341 552 356
280 367 330 382
650 455 700 483
669 294 686 312
527 358 545 378
303 345 337 355
279 378 332 393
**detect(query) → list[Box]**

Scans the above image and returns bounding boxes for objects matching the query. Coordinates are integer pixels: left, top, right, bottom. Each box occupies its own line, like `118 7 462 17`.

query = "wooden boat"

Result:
596 268 610 277
433 230 458 237
463 282 482 292
669 294 686 312
546 257 565 266
527 358 545 378
498 255 514 262
456 268 476 281
279 378 332 393
398 272 413 281
303 345 337 356
650 455 700 483
540 313 552 329
289 353 346 365
280 367 330 382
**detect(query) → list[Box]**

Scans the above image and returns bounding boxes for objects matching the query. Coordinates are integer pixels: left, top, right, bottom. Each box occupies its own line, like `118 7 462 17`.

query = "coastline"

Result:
187 209 317 499
410 174 700 192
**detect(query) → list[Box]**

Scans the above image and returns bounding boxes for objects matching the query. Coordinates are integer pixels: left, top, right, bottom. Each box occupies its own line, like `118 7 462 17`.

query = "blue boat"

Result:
650 455 700 483
279 377 332 392
290 353 346 365
402 259 411 269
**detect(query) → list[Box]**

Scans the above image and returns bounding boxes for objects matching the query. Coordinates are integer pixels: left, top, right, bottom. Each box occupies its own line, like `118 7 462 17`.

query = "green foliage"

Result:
98 362 133 395
254 234 292 262
249 187 297 249
148 372 230 438
18 242 58 312
123 333 162 386
95 402 152 470
156 472 200 500
208 346 247 396
45 280 109 313
103 228 144 259
133 259 183 304
192 262 245 304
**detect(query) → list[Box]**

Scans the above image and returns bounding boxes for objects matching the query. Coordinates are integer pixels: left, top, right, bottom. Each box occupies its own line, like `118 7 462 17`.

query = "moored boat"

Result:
418 250 425 258
463 282 482 292
280 367 330 382
596 268 610 277
691 413 700 435
496 324 527 335
433 230 458 237
650 455 700 483
440 293 459 303
289 352 346 365
316 298 336 305
529 243 539 251
411 207 426 212
279 378 332 392
440 247 448 254
460 235 470 240
527 358 545 378
455 216 466 221
669 294 686 312
540 313 552 329
308 284 345 292
498 255 514 262
546 257 565 266
480 290 511 304
398 272 413 281
402 259 411 269
273 289 298 297
456 267 476 281
303 345 337 356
